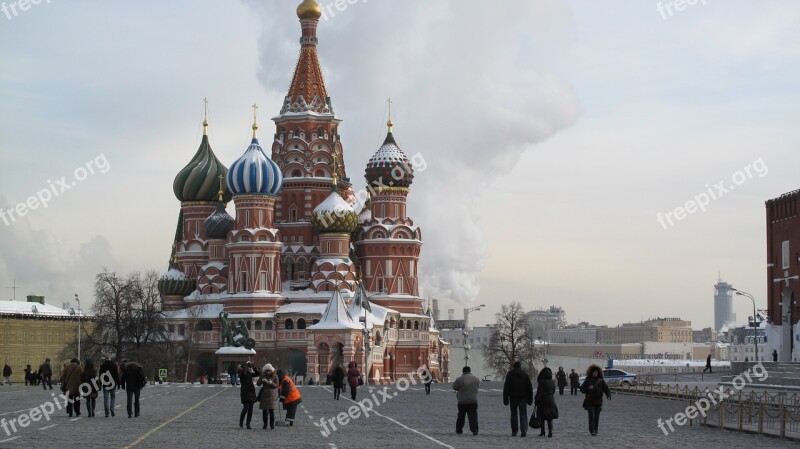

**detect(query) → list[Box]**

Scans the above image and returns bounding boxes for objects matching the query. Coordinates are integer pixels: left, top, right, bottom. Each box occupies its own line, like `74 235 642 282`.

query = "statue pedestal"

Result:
216 347 257 383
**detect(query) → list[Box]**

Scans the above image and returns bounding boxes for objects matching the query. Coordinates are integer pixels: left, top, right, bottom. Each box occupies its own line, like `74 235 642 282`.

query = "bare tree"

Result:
482 302 538 379
88 269 135 359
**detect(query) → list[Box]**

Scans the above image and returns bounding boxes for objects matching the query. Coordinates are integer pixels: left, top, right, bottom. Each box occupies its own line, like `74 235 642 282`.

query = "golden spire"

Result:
331 149 339 191
297 0 322 20
202 97 209 136
251 103 259 139
387 97 393 133
217 175 225 202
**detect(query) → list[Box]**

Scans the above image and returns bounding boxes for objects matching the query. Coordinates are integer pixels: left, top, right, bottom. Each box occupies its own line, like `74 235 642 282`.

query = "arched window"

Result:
265 321 274 331
399 320 404 329
197 320 213 331
315 169 325 177
247 321 252 330
292 169 302 177
297 258 306 273
255 320 262 330
297 318 307 329
406 320 412 329
414 321 419 330
284 319 294 330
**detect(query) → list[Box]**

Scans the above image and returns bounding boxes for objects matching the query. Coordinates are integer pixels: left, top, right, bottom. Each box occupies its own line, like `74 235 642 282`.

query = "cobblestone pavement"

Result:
0 381 796 448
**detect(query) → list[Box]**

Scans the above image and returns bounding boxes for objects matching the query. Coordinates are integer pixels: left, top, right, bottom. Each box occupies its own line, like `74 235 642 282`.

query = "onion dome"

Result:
297 0 322 20
158 266 196 297
204 181 234 239
173 120 231 202
365 119 414 189
312 191 358 233
226 116 283 196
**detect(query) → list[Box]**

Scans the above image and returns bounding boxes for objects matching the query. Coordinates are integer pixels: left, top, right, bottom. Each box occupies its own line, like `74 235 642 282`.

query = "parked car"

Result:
579 369 638 386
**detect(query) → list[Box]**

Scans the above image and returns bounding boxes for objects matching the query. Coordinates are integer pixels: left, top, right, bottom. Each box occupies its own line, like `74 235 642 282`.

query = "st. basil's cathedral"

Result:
159 0 449 383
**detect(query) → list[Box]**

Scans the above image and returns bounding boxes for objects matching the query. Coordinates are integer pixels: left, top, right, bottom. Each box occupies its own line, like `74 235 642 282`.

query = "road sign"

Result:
158 368 167 379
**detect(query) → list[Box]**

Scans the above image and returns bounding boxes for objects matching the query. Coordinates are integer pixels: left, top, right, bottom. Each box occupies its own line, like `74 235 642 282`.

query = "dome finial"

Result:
251 103 259 139
297 0 322 20
331 149 339 192
202 97 209 136
217 175 225 202
386 96 393 133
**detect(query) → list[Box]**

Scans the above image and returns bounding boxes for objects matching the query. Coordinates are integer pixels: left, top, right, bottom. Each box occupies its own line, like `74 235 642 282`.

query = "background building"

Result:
714 277 736 333
525 306 566 339
546 322 602 344
597 317 693 344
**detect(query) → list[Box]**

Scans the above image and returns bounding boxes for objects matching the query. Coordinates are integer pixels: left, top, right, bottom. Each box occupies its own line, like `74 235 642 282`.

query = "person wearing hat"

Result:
277 369 302 426
257 363 279 429
452 366 479 435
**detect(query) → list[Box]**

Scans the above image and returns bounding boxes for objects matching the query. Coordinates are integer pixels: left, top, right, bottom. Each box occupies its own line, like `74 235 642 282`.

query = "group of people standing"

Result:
453 363 611 437
235 361 303 430
58 356 146 419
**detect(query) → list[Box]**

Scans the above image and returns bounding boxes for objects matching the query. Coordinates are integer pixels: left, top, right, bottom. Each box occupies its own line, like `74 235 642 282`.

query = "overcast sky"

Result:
1 0 798 330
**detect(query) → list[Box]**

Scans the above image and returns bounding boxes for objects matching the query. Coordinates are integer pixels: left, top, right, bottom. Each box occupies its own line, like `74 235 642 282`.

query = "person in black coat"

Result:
331 365 345 400
239 362 258 429
98 355 120 417
555 367 567 395
502 361 533 437
580 364 611 436
81 359 98 417
40 358 53 390
122 360 145 418
535 367 559 437
569 369 580 395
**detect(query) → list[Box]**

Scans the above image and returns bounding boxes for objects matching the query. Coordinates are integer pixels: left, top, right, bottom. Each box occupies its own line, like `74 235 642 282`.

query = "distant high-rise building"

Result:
714 277 736 332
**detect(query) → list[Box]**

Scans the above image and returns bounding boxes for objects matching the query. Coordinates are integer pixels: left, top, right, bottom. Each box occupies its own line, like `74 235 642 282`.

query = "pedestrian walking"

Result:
568 369 580 395
257 364 279 429
331 365 345 400
773 349 778 362
453 366 479 435
423 366 433 395
2 363 11 385
24 364 32 386
40 358 53 390
277 369 302 426
228 362 239 386
580 364 611 436
60 358 83 417
555 366 567 395
81 359 98 417
703 354 712 373
347 361 360 401
98 355 119 417
502 361 533 437
239 362 258 429
122 359 146 418
535 367 559 437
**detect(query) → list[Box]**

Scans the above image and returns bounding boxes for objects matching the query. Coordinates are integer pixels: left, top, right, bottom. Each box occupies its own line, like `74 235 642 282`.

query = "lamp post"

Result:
359 308 370 386
75 293 81 363
462 304 485 368
731 288 758 362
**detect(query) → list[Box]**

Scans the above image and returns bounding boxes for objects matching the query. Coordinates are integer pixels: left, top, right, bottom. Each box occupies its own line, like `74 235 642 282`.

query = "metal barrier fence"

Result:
610 383 800 439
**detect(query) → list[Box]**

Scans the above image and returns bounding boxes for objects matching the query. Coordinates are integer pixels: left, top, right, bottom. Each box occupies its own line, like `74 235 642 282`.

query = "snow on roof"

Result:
215 347 256 356
308 288 361 330
0 300 85 318
162 303 224 319
276 303 327 315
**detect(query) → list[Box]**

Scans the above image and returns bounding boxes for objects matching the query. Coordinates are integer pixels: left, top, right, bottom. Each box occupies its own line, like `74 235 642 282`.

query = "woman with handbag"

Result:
580 364 611 436
534 367 559 437
347 361 360 401
257 364 279 429
81 359 99 417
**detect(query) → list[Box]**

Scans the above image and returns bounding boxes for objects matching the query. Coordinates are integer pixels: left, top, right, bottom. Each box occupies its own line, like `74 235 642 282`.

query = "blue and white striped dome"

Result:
227 138 283 196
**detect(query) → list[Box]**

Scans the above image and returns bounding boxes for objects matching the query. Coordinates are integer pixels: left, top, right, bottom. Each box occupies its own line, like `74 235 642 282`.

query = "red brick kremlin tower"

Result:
160 0 448 383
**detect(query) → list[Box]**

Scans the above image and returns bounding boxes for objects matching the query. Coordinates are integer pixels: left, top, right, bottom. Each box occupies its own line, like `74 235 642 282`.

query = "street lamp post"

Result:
462 304 485 368
731 288 759 362
360 308 370 386
75 293 81 363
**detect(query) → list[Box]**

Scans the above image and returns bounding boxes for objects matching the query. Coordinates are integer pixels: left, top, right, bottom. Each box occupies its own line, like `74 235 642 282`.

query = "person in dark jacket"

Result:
2 363 11 385
40 358 53 390
555 367 567 395
773 349 778 362
257 364 279 429
98 355 119 417
331 365 345 400
81 359 98 417
60 358 83 416
423 366 434 395
238 362 258 429
580 364 611 436
703 354 712 373
502 361 533 437
453 366 479 435
119 359 128 390
347 361 360 400
122 360 145 418
277 369 302 426
535 367 559 437
568 369 580 395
